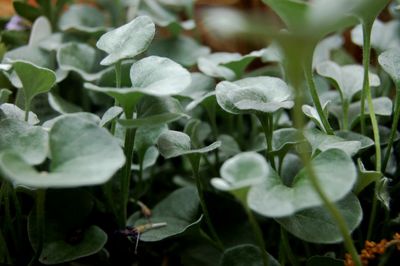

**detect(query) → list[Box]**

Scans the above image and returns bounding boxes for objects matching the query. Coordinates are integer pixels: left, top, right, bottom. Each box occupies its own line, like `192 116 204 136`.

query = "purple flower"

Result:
5 16 27 31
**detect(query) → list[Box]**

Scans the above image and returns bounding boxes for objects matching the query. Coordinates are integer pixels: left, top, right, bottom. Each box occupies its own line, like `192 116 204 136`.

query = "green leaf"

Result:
302 102 330 132
276 193 362 243
376 177 391 210
28 16 52 46
132 146 159 171
316 61 380 102
218 134 241 160
149 36 210 67
135 124 168 159
96 16 155 65
0 103 39 125
58 4 107 34
42 113 100 130
13 61 56 104
48 92 83 114
0 89 12 104
118 95 188 128
157 130 221 159
312 35 343 69
216 77 293 115
178 72 215 100
85 56 191 117
211 152 269 203
0 116 125 188
378 48 400 85
39 32 81 52
351 20 400 52
335 131 374 151
329 97 393 128
220 244 280 266
57 42 105 81
13 1 42 22
304 128 362 157
354 159 381 194
198 52 262 80
127 186 201 241
248 149 357 217
99 106 123 127
27 189 107 264
0 119 48 165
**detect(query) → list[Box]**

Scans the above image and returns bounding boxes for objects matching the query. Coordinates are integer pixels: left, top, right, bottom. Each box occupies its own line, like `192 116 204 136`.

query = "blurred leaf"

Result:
220 244 280 266
0 89 12 104
48 92 82 114
376 177 391 210
99 106 123 127
59 4 107 34
0 103 39 125
378 48 400 85
354 159 381 194
28 16 52 46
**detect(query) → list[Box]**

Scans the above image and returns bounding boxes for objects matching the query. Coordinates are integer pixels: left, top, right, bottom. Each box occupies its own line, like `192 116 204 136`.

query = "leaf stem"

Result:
258 114 276 170
382 87 400 172
189 155 224 251
121 127 137 227
360 22 372 135
33 189 46 263
303 58 334 135
244 206 269 266
343 100 350 131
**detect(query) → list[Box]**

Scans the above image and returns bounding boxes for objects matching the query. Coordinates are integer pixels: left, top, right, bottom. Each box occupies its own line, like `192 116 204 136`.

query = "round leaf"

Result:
97 16 155 65
276 193 362 243
211 152 269 192
157 130 221 159
216 76 294 115
59 4 107 34
0 119 48 165
0 116 125 188
57 42 105 81
248 149 357 217
127 186 201 241
378 48 400 85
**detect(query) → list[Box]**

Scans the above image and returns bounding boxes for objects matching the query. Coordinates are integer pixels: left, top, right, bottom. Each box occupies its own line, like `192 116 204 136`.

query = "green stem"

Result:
258 114 276 170
287 54 361 266
360 22 372 135
244 206 269 266
24 100 30 122
205 105 220 166
189 156 224 251
382 88 400 172
343 100 350 131
121 128 137 227
115 60 122 89
303 58 334 135
280 227 299 266
361 20 382 241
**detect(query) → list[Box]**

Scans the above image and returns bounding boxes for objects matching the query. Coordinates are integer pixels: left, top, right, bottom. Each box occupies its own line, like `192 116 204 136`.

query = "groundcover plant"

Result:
1 0 400 265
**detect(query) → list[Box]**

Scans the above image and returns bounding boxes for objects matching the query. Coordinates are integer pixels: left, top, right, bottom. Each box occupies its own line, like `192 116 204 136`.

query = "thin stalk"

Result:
121 128 137 227
205 105 220 166
189 156 224 251
24 100 30 122
110 60 122 135
360 22 372 135
33 189 46 263
361 20 382 240
288 56 361 266
280 227 299 266
303 61 334 135
343 100 350 131
382 88 400 172
244 206 269 266
258 114 276 170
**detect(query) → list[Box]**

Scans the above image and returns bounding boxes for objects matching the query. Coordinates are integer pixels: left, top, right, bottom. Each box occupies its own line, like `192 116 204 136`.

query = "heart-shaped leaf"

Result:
220 244 280 266
248 149 357 217
58 4 107 34
149 35 210 67
0 119 48 165
211 152 269 202
351 20 400 52
118 95 188 128
127 186 201 241
276 193 362 243
316 61 380 102
13 61 56 104
0 103 39 125
157 130 221 159
85 56 191 117
216 76 293 115
96 16 155 65
57 42 105 81
378 48 400 85
0 116 125 188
